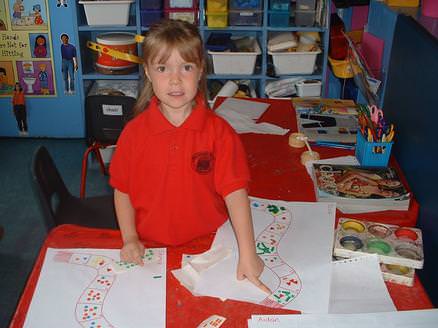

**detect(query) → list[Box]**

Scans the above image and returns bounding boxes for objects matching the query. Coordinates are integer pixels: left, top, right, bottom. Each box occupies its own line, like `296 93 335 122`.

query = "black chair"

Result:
31 146 119 232
80 95 135 198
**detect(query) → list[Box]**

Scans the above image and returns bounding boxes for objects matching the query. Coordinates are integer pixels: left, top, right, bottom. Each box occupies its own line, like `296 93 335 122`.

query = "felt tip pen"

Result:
310 141 356 150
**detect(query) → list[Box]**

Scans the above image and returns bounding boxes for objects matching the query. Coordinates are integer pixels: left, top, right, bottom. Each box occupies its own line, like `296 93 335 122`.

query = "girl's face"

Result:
144 48 202 115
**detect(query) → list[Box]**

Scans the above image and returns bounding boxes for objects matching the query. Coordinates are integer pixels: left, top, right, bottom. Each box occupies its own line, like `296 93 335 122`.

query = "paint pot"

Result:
366 239 392 255
341 220 366 233
368 224 391 239
95 32 137 74
395 243 423 261
384 264 411 275
394 228 418 241
340 235 363 251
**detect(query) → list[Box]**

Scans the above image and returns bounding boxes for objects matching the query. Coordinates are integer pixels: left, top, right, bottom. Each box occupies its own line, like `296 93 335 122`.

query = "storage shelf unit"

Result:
74 1 330 100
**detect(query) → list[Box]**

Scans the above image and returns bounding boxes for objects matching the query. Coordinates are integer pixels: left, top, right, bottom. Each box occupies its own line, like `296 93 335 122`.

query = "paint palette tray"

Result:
333 218 424 269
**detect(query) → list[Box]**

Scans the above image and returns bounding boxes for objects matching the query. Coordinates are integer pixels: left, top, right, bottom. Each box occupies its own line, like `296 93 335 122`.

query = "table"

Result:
10 98 433 327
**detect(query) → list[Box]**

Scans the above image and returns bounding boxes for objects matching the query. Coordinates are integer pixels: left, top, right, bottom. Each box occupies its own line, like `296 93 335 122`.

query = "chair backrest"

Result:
31 146 71 232
85 95 135 145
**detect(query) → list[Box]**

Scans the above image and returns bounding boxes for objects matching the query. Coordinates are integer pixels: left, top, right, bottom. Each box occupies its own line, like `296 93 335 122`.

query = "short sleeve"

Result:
214 120 250 197
109 124 133 193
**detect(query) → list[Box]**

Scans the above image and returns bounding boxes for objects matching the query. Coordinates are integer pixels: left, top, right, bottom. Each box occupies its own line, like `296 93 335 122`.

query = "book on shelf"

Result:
312 163 411 213
293 98 359 144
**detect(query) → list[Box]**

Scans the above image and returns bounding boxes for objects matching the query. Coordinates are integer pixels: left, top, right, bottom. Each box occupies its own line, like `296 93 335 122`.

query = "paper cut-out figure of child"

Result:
12 82 28 136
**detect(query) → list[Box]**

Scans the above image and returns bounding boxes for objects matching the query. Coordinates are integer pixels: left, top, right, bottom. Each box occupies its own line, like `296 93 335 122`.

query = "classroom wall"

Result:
0 1 84 137
383 14 438 306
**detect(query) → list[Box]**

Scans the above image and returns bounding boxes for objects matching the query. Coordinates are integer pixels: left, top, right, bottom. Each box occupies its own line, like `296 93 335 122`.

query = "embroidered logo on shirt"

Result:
192 151 214 174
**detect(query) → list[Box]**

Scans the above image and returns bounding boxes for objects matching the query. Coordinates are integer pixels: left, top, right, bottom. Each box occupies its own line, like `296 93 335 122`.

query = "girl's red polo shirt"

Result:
109 95 250 246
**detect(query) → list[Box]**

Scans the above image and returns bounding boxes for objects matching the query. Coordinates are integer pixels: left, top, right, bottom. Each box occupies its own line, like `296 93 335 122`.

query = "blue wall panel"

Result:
383 14 438 306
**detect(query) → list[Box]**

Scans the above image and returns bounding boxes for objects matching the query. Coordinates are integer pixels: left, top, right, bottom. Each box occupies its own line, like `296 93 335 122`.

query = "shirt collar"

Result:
148 93 208 135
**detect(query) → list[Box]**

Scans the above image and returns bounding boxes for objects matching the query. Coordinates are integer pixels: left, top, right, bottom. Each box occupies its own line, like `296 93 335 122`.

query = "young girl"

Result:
109 19 269 293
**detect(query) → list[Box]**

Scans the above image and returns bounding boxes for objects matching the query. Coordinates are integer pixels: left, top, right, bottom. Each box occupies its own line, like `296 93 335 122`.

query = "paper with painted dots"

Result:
23 248 166 328
195 197 336 313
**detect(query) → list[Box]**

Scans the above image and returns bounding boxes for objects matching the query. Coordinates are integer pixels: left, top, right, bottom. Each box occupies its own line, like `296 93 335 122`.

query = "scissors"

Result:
383 130 395 142
368 105 384 126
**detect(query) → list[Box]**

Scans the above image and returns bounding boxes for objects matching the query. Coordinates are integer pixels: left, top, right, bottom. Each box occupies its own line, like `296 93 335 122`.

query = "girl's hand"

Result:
120 238 145 266
237 253 271 295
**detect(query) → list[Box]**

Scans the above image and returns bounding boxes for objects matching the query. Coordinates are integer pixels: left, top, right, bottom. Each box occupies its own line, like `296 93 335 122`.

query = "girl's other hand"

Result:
237 253 271 295
120 238 145 266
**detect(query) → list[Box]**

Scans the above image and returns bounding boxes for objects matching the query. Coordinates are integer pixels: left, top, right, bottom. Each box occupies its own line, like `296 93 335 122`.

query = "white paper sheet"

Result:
248 309 438 328
194 198 336 313
330 255 396 314
215 97 289 135
23 248 166 328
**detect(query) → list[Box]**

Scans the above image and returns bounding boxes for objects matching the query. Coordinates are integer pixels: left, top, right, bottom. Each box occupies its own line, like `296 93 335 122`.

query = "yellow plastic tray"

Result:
328 57 359 79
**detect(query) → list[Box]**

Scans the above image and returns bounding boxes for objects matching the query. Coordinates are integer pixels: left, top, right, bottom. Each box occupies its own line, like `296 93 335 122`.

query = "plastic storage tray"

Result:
79 0 134 26
230 0 263 10
164 0 198 9
208 38 261 75
165 8 198 24
296 80 322 97
206 11 228 28
269 10 290 27
270 0 291 11
296 0 316 10
207 0 228 11
229 10 263 26
355 131 393 167
294 10 316 26
269 48 321 75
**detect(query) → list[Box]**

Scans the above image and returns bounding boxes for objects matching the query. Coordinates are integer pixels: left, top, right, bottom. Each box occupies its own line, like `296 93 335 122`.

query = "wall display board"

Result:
0 1 84 138
0 0 55 96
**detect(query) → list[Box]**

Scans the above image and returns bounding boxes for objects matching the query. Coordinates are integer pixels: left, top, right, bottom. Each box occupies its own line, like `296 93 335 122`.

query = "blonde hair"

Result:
134 19 208 116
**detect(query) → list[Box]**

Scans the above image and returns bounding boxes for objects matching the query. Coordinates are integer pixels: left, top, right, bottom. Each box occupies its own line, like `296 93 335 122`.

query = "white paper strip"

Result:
329 254 396 314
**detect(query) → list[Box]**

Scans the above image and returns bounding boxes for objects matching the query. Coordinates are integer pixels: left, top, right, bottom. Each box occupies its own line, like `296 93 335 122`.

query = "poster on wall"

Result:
0 0 56 97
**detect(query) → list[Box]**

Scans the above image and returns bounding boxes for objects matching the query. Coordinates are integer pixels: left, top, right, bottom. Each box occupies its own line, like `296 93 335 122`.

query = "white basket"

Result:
79 0 134 26
296 80 322 97
269 49 321 75
208 39 261 75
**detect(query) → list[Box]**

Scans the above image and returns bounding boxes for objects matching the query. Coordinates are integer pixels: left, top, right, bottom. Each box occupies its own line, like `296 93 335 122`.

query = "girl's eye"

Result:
156 66 166 73
183 64 194 72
